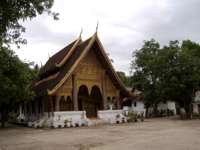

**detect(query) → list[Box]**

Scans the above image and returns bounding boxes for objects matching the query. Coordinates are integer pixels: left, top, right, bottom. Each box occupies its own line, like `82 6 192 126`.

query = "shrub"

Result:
127 112 137 122
8 112 17 122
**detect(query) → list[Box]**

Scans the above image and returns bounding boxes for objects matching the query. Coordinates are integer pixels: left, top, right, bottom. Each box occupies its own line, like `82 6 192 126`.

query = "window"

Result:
134 102 137 107
107 97 111 100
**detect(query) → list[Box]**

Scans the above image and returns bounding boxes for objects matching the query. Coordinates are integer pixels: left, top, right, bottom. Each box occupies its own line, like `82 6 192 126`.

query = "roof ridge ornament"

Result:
48 53 51 59
95 21 99 34
40 61 43 67
79 28 83 38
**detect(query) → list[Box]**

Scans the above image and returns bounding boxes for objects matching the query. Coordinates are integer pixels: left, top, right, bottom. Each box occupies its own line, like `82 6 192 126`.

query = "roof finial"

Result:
79 28 83 38
48 53 51 59
96 21 99 33
40 61 43 67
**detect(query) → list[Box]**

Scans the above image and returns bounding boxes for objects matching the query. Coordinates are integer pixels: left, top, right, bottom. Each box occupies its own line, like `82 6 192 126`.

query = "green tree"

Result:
117 71 133 87
0 47 38 127
131 39 162 115
131 39 200 118
0 0 58 47
159 40 200 118
0 0 57 127
117 71 127 84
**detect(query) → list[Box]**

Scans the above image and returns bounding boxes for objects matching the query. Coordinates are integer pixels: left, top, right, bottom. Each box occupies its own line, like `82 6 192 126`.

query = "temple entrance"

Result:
59 96 73 111
78 85 103 118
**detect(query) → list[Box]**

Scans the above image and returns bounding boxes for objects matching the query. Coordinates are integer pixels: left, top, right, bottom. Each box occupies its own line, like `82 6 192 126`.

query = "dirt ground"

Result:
0 117 200 150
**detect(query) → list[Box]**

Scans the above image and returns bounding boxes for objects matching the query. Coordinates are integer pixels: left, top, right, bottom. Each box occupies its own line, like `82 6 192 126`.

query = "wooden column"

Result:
39 98 42 117
19 104 22 116
47 96 50 118
29 102 32 120
55 95 60 111
49 96 54 117
23 103 27 118
24 103 28 120
72 74 78 111
41 98 44 114
35 99 39 119
116 90 121 109
101 71 107 110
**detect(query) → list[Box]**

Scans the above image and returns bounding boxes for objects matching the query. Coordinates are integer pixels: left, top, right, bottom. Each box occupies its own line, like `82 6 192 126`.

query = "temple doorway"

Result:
78 85 103 118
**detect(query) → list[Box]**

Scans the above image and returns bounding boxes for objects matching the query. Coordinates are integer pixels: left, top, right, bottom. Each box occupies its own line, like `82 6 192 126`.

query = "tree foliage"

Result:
117 71 133 87
131 39 200 118
0 0 57 127
0 47 38 127
0 0 58 47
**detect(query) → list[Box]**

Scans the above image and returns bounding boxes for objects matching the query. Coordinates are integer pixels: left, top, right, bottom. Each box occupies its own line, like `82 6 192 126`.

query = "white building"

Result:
123 89 146 116
132 100 146 114
157 101 177 115
123 88 176 117
193 91 200 114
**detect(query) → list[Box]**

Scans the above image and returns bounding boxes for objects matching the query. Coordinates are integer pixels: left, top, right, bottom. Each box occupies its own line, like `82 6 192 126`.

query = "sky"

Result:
14 0 200 75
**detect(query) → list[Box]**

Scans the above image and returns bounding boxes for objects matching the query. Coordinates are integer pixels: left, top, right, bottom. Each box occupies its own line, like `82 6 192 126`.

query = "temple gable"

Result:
56 46 118 101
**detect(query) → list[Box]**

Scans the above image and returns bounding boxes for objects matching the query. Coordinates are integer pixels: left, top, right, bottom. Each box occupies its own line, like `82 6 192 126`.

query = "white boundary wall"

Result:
27 111 88 128
18 110 127 128
98 110 127 124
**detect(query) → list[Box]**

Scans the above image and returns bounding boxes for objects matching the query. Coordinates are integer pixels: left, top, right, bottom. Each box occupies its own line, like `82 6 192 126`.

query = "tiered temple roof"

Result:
33 33 130 97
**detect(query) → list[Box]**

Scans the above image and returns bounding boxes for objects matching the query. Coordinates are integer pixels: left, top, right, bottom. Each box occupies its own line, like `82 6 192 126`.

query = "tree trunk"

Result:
153 104 158 117
1 105 6 128
184 100 192 119
146 107 149 118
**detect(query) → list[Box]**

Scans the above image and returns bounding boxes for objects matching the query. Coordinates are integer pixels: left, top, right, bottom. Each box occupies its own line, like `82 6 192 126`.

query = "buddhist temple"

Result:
17 32 131 127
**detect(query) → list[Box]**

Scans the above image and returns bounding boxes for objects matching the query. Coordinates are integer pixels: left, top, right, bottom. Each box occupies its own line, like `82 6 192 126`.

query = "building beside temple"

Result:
193 91 200 114
17 32 131 127
123 88 177 117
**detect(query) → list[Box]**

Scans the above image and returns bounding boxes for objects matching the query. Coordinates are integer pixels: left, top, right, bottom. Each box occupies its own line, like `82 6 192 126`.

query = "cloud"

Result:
14 0 200 75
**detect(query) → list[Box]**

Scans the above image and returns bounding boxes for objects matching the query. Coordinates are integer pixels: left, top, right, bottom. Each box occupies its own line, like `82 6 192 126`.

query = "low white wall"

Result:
53 111 86 120
27 111 87 128
52 111 87 127
26 110 128 128
98 110 126 123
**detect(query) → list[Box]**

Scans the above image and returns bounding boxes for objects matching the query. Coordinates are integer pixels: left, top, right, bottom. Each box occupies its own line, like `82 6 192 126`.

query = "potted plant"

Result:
64 119 71 127
116 114 121 124
127 112 137 122
107 98 114 110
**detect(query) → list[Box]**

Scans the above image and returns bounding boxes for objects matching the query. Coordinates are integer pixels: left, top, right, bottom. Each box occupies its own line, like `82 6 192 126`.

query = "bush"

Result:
8 112 17 122
127 112 137 122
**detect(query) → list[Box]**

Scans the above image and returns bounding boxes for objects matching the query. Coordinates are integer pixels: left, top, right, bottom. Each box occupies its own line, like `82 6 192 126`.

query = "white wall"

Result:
193 91 200 114
131 101 146 116
194 91 200 102
157 101 176 115
130 100 176 116
193 103 199 114
167 101 176 114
